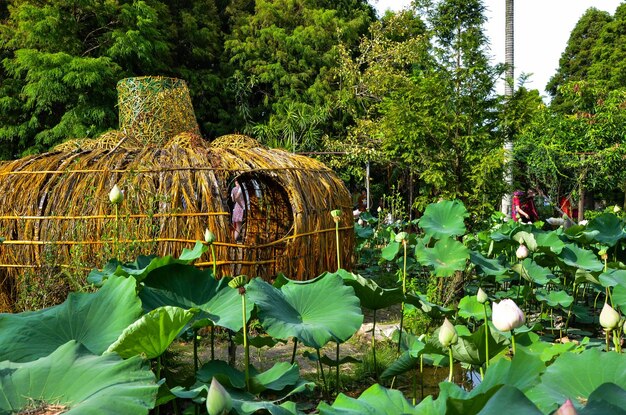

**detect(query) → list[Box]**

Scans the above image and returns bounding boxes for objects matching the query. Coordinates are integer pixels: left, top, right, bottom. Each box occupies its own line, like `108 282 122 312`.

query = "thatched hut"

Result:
0 77 354 311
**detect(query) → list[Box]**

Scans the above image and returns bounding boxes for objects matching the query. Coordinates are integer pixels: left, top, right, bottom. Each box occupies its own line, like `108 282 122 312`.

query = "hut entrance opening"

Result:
232 174 293 277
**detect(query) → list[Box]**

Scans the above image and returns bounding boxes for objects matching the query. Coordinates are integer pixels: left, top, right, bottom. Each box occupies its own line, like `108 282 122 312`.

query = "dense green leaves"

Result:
0 276 142 362
0 341 157 414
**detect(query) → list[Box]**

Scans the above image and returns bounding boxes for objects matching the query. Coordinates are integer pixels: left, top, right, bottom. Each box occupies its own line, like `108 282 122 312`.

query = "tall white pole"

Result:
501 0 514 217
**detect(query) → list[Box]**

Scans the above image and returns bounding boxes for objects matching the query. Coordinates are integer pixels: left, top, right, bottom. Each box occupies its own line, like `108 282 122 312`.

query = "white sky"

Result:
369 0 623 99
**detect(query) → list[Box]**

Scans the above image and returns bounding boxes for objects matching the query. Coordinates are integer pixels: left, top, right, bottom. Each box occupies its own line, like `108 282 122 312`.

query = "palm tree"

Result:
501 0 514 216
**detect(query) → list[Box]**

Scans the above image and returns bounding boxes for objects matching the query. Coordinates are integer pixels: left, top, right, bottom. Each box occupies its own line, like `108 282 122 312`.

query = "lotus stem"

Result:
420 354 424 400
317 348 328 398
372 309 378 381
210 244 217 277
335 220 341 270
242 294 250 391
606 329 611 352
114 203 119 259
210 326 215 360
483 303 489 369
193 329 199 373
291 338 298 364
398 240 407 353
336 342 340 396
447 347 453 382
511 331 517 356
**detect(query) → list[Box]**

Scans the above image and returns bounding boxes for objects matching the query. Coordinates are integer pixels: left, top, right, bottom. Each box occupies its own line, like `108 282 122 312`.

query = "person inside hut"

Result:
231 179 246 242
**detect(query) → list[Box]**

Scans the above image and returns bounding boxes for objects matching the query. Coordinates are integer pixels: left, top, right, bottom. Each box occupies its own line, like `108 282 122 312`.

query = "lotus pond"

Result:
1 200 625 414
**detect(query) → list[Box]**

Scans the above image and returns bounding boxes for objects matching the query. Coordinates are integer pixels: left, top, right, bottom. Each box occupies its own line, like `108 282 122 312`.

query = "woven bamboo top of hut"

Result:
0 76 355 311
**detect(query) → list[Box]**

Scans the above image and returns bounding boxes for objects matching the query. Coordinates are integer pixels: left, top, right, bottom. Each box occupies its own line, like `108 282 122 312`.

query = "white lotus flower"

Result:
599 302 620 330
108 184 124 204
516 244 529 260
438 318 458 347
492 299 525 332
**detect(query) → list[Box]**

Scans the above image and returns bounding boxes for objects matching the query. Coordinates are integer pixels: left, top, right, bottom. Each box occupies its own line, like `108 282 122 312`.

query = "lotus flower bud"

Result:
476 287 488 304
206 377 232 415
516 244 529 260
614 205 621 214
204 229 216 244
492 299 525 332
599 302 620 330
554 399 577 415
109 184 124 204
358 218 364 226
438 318 458 347
395 232 408 243
377 206 382 213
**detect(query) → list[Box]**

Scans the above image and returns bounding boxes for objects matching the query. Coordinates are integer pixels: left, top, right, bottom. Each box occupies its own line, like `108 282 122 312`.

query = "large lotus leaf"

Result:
328 269 404 310
197 360 300 395
534 289 574 308
460 385 542 415
580 383 626 415
446 324 508 366
380 241 401 261
533 231 565 254
0 341 157 414
415 237 469 277
512 259 555 285
586 213 626 247
475 348 545 395
139 264 250 331
612 284 626 314
418 200 468 239
317 383 420 414
469 251 507 277
106 306 196 359
458 295 491 321
87 242 209 285
520 339 583 363
526 348 626 413
0 276 142 362
246 274 363 349
558 244 604 271
404 293 454 318
599 269 626 288
512 231 538 252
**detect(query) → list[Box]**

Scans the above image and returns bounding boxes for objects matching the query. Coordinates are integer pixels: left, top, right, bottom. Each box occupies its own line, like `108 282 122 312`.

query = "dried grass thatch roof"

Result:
0 77 354 311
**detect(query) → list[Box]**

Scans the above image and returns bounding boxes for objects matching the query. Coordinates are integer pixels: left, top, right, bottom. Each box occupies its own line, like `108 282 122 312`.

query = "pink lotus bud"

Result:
492 299 525 332
516 244 528 259
599 302 620 330
554 399 577 415
438 318 458 347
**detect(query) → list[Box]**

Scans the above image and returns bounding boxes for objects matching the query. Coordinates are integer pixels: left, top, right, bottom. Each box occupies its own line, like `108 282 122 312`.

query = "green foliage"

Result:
0 341 158 414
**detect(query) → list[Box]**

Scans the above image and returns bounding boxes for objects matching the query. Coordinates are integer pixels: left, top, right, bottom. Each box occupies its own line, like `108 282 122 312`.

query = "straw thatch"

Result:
0 77 354 311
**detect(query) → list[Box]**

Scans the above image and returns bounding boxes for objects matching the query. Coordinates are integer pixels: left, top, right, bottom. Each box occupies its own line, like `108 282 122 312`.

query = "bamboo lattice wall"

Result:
0 77 354 311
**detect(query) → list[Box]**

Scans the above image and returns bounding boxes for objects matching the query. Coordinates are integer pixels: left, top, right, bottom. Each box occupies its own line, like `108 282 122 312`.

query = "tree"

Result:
547 7 612 112
223 0 374 151
336 0 505 218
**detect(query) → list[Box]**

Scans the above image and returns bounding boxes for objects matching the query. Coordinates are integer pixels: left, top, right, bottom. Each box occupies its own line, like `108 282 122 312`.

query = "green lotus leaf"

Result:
458 295 491 321
448 324 508 366
534 289 574 308
558 244 604 271
381 241 401 261
415 237 469 277
139 264 251 331
469 251 507 277
419 200 468 239
0 276 142 362
519 340 585 363
458 385 542 415
0 341 157 414
328 269 404 310
581 383 626 415
586 213 626 247
599 269 626 288
533 231 565 254
178 241 209 261
404 293 454 318
526 348 626 413
317 383 420 414
512 259 555 285
574 269 601 286
106 306 196 359
612 284 626 314
513 231 538 252
246 274 363 349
